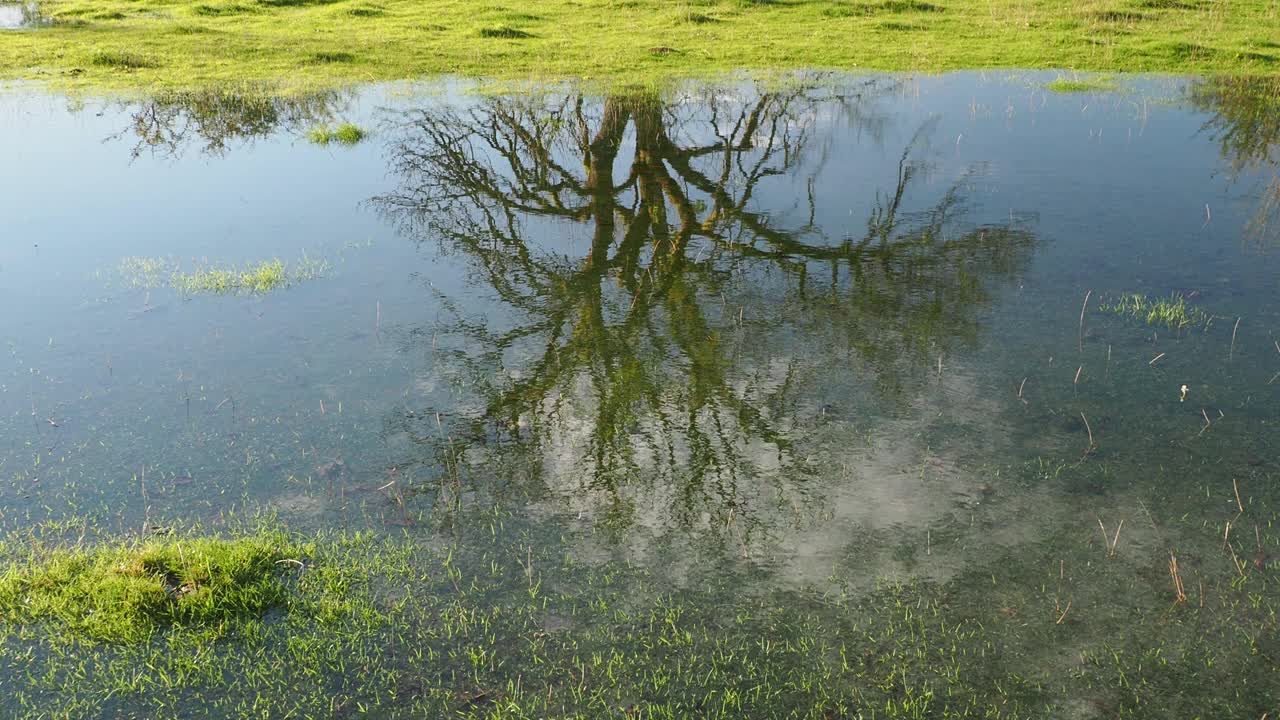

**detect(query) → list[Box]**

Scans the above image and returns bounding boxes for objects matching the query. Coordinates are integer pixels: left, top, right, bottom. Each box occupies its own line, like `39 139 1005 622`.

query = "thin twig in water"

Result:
1233 478 1244 516
1097 518 1123 557
1197 408 1212 437
1055 600 1072 625
1149 352 1165 366
1080 412 1094 451
1169 553 1186 603
1078 290 1092 352
1230 317 1241 361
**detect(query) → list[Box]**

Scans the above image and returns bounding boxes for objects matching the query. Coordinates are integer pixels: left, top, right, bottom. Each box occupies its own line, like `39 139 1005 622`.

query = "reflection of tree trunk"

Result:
633 96 696 260
376 83 1040 535
585 98 630 265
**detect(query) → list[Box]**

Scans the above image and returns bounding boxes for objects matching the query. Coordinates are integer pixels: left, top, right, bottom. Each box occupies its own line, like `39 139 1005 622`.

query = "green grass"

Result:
3 501 1279 717
117 256 329 294
1045 74 1118 92
0 0 1278 91
0 532 298 643
306 120 367 145
1099 291 1212 330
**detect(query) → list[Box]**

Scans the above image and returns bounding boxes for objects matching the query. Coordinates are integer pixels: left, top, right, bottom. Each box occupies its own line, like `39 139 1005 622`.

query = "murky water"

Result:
2 73 1279 714
0 2 39 28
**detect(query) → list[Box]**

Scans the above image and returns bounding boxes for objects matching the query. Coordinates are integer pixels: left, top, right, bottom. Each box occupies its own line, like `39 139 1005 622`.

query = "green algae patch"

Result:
0 532 300 643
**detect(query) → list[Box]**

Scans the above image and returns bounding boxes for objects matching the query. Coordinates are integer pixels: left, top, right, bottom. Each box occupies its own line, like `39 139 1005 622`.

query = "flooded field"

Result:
1 72 1278 717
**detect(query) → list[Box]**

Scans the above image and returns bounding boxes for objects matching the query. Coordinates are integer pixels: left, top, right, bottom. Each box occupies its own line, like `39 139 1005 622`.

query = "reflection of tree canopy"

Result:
1191 76 1280 244
114 88 346 158
374 82 1036 538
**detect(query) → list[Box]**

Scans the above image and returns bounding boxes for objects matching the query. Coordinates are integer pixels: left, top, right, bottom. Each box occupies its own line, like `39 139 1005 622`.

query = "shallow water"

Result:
0 2 38 28
2 72 1279 714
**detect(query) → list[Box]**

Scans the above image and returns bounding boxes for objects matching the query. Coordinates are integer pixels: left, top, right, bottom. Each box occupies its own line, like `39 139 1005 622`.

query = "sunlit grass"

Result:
1099 292 1211 331
306 121 366 145
117 255 329 294
117 255 178 288
0 532 298 643
0 0 1277 91
1045 75 1117 93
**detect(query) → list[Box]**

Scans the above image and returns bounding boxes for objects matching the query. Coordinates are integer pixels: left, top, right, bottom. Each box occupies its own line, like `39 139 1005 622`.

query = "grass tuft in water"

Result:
1099 292 1210 331
176 257 328 294
306 121 367 145
1046 76 1117 92
0 532 298 643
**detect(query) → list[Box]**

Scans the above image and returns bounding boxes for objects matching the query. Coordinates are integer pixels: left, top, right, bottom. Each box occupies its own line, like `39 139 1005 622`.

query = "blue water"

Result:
2 71 1279 714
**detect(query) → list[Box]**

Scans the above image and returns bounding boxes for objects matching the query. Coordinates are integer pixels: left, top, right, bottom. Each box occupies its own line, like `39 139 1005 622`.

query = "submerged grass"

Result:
1045 75 1117 92
2 500 1279 718
118 255 329 294
1099 291 1212 331
0 0 1278 91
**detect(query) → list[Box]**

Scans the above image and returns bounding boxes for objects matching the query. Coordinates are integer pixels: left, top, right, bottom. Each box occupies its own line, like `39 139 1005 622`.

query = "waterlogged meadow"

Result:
1 73 1280 717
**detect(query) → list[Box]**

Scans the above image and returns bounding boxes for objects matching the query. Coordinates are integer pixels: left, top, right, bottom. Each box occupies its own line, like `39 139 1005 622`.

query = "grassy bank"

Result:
0 0 1278 92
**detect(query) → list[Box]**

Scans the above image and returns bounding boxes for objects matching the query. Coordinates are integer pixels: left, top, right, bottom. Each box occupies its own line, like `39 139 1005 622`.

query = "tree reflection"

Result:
112 88 347 158
374 81 1036 542
1190 76 1280 245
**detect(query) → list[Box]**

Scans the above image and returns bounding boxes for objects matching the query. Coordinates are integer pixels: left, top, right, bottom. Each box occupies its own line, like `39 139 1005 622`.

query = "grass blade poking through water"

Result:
307 122 367 146
118 256 329 295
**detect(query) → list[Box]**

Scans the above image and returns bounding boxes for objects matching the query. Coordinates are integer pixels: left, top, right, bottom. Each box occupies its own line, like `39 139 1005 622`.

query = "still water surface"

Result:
2 72 1278 714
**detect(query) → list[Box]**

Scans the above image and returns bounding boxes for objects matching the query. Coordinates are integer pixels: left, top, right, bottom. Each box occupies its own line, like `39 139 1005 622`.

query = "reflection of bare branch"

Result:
374 82 1037 539
1190 76 1280 246
111 88 347 159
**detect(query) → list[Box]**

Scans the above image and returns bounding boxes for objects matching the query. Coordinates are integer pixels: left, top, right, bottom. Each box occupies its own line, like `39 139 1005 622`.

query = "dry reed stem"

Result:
1234 478 1244 515
1055 600 1072 625
1080 412 1094 450
1078 290 1092 352
1098 518 1123 557
1230 316 1241 361
1169 553 1186 603
1149 352 1165 366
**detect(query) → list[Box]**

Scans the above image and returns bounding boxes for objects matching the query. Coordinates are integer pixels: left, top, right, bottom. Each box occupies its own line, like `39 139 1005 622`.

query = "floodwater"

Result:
2 73 1279 714
0 3 38 29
